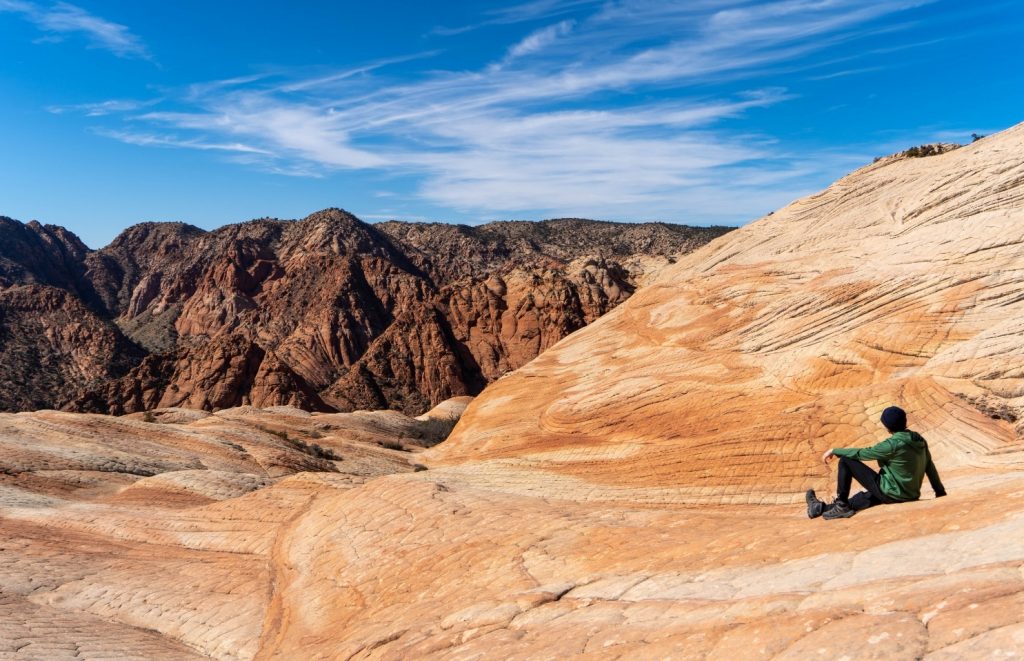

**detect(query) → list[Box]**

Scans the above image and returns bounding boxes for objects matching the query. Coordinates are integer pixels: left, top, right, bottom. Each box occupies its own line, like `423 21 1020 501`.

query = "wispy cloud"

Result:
808 65 889 81
276 50 443 93
431 0 598 36
0 0 149 58
93 129 270 155
88 0 939 222
506 18 575 59
47 98 159 116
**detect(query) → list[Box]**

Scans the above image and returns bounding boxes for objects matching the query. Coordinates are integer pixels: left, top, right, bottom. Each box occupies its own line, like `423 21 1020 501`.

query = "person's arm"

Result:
832 437 898 461
925 447 946 497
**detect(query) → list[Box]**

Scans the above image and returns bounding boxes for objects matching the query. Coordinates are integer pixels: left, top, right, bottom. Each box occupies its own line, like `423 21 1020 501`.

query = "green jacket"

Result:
833 430 945 501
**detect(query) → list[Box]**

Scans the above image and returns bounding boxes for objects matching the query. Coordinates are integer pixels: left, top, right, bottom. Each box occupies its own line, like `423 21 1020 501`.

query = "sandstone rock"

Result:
417 395 474 421
0 399 470 658
71 335 330 414
0 284 142 411
428 123 1024 505
255 122 1024 658
1 210 723 414
5 124 1024 660
0 217 95 302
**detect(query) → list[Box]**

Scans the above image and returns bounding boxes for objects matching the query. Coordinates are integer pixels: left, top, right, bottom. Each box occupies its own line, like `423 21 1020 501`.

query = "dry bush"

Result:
415 415 460 447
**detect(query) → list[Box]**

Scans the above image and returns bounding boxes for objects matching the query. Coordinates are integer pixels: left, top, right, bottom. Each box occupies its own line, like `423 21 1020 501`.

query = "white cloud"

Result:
808 65 889 80
0 0 34 12
47 98 159 116
431 0 598 36
0 0 148 58
278 51 442 93
506 19 575 59
87 0 938 222
93 129 271 155
138 99 387 169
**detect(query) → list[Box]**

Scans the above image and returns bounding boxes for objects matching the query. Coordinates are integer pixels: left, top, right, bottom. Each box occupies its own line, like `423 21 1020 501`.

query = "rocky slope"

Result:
0 285 143 411
428 131 1024 503
0 397 470 659
0 213 727 415
0 217 95 299
4 127 1024 659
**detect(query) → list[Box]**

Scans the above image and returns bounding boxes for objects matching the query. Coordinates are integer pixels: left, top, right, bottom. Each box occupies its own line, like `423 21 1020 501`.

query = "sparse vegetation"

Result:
260 426 290 441
142 411 156 423
899 143 960 159
302 441 342 461
379 440 407 452
955 394 1019 424
258 425 342 461
414 415 460 447
972 133 986 143
289 436 342 461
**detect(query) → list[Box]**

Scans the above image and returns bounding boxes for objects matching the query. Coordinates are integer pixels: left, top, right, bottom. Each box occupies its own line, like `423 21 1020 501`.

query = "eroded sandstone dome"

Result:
4 126 1024 659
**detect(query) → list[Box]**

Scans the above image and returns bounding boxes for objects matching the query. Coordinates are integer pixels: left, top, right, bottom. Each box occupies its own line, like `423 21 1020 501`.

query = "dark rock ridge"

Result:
0 284 144 411
0 210 732 414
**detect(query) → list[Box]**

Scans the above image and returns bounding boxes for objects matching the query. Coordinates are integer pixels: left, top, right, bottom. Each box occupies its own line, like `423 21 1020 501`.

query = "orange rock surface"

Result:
0 402 459 658
4 126 1024 659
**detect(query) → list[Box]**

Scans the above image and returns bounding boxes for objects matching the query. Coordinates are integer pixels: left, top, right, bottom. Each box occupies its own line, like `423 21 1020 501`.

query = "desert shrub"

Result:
258 426 290 442
142 411 156 423
308 429 324 439
307 443 342 460
955 393 1019 423
379 440 407 452
972 133 986 143
256 427 339 458
262 427 343 461
415 415 460 447
899 143 960 159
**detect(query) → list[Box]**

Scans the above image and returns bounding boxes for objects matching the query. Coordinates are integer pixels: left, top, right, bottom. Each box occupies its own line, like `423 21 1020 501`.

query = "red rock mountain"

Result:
0 211 729 414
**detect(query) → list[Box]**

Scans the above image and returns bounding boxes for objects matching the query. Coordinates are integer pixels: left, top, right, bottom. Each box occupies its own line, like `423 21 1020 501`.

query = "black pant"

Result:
837 456 897 510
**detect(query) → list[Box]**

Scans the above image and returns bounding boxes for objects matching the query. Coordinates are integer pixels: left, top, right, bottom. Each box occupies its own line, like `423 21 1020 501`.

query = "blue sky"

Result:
1 0 1021 248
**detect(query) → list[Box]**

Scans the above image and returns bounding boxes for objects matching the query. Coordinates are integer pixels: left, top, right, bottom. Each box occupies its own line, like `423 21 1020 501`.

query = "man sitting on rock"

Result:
806 406 946 520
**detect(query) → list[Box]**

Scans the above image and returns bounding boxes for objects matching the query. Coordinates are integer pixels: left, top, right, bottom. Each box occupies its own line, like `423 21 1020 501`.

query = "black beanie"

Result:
880 406 907 432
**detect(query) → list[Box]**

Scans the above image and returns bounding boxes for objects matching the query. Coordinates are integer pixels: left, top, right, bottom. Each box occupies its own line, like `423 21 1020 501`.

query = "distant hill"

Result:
0 211 730 414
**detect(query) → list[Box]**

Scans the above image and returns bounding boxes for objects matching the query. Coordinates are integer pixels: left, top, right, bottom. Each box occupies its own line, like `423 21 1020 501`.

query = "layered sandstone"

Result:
226 128 1024 659
427 131 1024 503
0 399 468 658
3 127 1024 659
0 212 726 415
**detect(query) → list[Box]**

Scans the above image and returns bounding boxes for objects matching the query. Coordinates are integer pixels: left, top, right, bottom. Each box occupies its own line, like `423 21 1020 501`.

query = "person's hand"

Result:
821 449 835 465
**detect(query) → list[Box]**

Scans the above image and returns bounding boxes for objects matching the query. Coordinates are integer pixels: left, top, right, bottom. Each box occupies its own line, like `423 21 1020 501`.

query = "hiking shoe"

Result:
822 500 856 520
806 489 826 519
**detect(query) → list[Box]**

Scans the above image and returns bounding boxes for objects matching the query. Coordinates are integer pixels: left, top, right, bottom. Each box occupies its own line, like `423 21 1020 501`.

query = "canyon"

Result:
0 214 726 415
2 124 1024 659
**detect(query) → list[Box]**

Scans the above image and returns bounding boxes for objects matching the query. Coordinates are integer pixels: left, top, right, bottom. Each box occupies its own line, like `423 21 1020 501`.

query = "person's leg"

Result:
836 457 884 504
835 456 857 503
848 491 877 511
